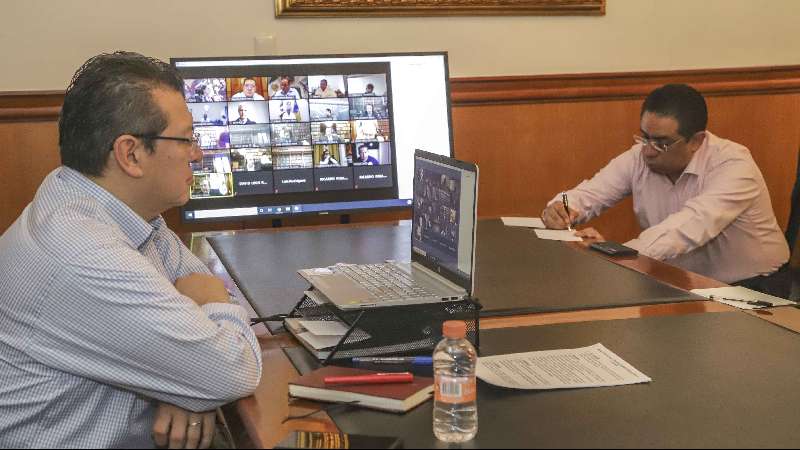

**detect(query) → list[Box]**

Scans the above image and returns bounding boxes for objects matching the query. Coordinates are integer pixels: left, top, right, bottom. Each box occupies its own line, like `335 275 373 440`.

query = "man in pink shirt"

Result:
542 84 789 291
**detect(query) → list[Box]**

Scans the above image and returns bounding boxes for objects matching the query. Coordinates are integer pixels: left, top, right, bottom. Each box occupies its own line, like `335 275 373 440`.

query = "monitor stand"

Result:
272 219 282 228
340 214 351 225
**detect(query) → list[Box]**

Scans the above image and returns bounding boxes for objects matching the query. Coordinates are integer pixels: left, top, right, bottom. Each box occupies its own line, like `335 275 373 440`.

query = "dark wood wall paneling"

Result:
2 66 799 242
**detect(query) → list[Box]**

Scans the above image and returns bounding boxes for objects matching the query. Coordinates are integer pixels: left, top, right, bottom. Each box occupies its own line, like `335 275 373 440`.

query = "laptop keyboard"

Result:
331 263 436 301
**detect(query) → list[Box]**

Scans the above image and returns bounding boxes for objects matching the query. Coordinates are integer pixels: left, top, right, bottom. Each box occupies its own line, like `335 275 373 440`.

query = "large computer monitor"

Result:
171 52 454 222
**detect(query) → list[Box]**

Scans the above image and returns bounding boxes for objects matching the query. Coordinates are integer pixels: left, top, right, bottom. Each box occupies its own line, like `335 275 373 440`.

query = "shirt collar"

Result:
58 166 159 249
681 131 710 177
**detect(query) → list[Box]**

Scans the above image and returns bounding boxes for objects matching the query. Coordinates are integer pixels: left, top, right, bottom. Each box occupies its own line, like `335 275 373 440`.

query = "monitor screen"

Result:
171 52 453 222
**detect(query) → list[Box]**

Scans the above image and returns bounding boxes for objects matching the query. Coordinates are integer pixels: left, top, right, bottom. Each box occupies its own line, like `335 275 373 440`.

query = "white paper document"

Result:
299 320 351 336
534 229 583 242
297 332 344 350
476 343 651 390
691 286 795 310
501 217 546 229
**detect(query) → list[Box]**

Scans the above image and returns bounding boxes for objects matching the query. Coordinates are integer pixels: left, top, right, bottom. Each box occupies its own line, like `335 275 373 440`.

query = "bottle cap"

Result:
442 320 467 339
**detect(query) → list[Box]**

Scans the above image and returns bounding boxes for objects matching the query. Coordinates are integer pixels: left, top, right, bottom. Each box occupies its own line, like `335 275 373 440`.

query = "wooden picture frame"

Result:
275 0 605 18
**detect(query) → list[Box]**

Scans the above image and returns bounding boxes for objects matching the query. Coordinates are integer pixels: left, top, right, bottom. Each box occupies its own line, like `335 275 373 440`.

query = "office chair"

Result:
785 148 800 252
784 148 800 300
735 148 800 300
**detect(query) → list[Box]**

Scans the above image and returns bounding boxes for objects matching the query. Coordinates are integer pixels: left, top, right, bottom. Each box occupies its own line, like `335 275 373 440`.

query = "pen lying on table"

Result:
352 356 433 366
323 372 414 386
708 295 774 308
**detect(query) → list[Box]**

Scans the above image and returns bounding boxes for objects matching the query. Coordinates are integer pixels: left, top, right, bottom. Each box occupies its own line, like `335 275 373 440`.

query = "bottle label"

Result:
435 375 476 404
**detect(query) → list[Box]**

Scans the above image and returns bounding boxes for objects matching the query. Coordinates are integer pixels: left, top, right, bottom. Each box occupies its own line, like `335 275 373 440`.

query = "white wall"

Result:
3 0 800 91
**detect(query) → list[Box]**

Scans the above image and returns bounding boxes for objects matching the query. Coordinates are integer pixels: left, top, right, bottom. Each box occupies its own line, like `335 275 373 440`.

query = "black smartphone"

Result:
589 241 639 257
274 431 403 449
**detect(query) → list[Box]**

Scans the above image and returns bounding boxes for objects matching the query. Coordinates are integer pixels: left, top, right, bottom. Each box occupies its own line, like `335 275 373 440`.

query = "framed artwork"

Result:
275 0 605 17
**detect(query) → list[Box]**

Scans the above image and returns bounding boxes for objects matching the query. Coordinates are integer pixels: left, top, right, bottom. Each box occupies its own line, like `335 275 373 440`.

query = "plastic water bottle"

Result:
433 320 478 442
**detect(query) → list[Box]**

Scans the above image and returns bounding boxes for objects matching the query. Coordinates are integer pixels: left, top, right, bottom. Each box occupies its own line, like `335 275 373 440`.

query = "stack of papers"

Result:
286 318 370 360
299 320 351 337
501 217 582 242
691 286 796 310
476 343 651 390
533 229 583 242
501 217 546 228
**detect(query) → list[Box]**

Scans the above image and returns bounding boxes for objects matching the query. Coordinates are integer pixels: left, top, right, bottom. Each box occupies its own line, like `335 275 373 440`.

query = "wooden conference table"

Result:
184 219 800 448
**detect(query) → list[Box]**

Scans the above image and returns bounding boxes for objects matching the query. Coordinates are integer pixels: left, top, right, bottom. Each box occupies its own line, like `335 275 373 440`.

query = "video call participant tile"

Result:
315 167 355 192
353 165 393 189
309 98 350 121
189 102 228 125
229 124 271 148
270 123 311 146
273 169 314 194
233 171 274 196
184 78 227 103
228 101 269 125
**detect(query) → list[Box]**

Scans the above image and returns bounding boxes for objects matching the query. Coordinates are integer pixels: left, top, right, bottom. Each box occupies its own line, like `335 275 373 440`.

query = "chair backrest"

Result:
786 148 800 268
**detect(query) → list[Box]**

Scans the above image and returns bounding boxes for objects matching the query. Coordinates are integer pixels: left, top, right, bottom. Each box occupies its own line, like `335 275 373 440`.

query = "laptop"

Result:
298 150 479 310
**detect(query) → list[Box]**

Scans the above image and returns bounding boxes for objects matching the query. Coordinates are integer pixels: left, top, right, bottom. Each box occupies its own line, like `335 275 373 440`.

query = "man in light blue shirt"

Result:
271 76 302 100
0 52 262 448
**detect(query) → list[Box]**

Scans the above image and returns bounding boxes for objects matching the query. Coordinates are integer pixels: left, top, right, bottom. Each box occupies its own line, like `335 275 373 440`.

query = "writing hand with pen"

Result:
541 193 606 242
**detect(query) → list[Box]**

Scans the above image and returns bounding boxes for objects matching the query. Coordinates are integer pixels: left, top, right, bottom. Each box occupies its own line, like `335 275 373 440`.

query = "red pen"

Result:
323 372 414 386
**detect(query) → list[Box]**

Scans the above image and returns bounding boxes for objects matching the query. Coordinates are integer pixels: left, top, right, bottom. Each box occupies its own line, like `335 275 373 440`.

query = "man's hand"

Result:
152 403 215 449
575 227 606 242
174 273 230 307
542 201 580 229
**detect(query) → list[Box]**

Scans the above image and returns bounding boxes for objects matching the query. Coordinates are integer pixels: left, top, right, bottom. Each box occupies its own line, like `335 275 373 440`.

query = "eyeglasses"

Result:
633 134 684 153
132 133 201 147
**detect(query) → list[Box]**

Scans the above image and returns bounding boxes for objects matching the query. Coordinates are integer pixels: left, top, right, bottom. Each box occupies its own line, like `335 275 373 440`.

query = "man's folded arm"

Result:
160 226 217 279
28 245 263 412
625 159 760 260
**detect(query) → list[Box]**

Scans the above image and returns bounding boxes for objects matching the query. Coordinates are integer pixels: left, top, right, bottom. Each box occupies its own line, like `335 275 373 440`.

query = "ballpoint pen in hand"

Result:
708 295 774 308
562 192 574 231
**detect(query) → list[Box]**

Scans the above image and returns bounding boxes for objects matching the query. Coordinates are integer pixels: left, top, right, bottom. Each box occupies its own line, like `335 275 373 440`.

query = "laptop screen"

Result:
411 150 478 292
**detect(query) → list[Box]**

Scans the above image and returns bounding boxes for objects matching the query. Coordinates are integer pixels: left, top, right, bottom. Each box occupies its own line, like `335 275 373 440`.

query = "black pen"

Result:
561 192 574 231
708 295 773 308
